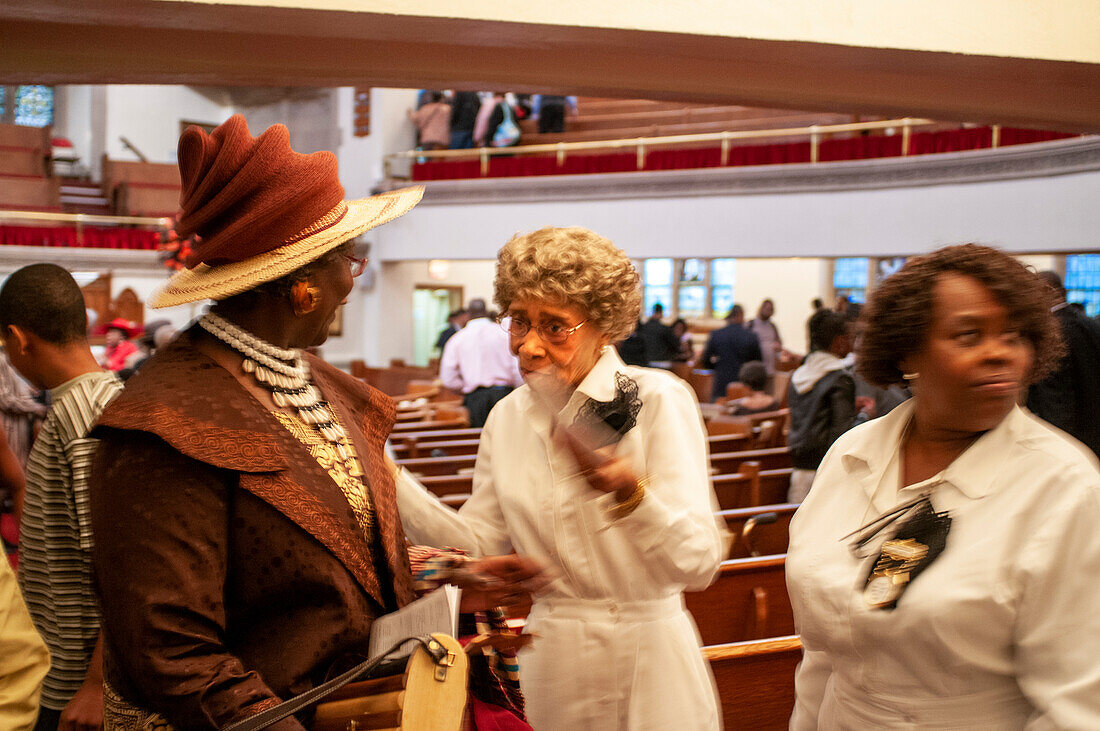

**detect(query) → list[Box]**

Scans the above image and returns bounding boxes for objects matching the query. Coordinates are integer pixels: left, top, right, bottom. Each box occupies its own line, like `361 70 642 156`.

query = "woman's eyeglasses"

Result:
499 316 587 345
343 254 368 278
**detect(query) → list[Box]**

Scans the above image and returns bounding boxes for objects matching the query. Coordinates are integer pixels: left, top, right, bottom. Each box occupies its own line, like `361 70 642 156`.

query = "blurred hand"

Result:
456 554 551 612
554 424 638 501
58 682 102 731
856 396 875 417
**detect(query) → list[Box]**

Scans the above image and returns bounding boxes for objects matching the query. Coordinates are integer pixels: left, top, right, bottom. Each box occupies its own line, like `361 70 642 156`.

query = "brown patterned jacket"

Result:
90 328 415 730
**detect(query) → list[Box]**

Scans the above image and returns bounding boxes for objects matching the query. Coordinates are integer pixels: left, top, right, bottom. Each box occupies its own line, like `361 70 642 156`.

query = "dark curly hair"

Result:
858 244 1063 387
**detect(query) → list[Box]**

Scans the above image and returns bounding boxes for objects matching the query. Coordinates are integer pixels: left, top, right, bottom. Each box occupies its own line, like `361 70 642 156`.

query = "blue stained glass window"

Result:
14 85 54 127
1065 254 1100 316
681 258 707 283
712 287 735 319
644 258 674 286
678 285 706 317
0 87 5 118
644 286 672 317
834 257 869 304
710 258 737 318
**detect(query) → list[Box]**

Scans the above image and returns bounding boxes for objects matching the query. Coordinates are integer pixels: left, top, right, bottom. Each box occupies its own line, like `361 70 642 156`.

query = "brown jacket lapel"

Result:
308 355 416 607
95 329 411 608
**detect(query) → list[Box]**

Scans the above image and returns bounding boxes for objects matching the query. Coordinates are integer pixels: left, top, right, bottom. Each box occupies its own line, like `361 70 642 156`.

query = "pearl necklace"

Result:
198 312 349 444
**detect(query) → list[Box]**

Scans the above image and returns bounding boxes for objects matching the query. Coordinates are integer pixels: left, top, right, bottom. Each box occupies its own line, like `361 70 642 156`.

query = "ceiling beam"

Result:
2 1 1099 132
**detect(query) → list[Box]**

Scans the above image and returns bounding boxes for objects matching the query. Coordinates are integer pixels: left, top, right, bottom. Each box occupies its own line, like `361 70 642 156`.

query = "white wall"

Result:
104 85 232 163
735 258 828 354
375 169 1100 261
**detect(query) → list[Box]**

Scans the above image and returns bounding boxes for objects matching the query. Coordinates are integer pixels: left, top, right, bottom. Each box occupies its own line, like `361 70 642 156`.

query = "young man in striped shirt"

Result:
0 264 124 731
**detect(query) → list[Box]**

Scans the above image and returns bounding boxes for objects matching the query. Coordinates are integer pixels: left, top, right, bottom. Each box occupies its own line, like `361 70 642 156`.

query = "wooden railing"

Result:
0 210 170 248
385 117 951 177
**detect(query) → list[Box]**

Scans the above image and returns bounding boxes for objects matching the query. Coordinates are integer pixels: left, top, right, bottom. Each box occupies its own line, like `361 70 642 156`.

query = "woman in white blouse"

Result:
395 226 725 730
787 244 1100 729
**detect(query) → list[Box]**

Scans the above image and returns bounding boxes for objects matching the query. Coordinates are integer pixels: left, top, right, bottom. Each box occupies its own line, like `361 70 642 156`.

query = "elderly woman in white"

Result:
787 244 1100 729
394 226 725 730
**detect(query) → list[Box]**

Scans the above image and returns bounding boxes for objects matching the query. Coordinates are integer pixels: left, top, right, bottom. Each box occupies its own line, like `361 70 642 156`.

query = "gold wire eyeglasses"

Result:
499 316 587 344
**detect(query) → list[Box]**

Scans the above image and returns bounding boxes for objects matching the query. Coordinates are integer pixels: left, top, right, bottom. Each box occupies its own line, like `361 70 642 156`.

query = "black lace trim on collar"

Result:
571 372 643 448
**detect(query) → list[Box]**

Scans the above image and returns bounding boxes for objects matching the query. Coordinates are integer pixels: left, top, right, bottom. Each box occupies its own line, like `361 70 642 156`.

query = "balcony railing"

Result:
0 211 169 250
385 117 960 178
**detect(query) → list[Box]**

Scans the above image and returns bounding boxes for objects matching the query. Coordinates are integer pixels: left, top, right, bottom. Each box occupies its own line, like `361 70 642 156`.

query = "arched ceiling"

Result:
2 0 1099 132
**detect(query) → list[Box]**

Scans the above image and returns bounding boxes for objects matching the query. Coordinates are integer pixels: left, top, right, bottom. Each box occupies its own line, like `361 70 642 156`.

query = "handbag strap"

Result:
222 635 447 731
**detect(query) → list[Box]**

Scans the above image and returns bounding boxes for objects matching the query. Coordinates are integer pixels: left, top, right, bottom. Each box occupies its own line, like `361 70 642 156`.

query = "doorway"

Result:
412 285 463 366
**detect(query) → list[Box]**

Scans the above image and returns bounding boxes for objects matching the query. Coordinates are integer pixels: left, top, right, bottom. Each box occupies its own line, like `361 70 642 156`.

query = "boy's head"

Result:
809 309 852 357
0 264 89 385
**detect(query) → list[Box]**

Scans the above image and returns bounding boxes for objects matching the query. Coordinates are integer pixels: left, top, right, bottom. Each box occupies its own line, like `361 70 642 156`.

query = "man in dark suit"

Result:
1027 271 1100 458
701 304 763 402
639 304 679 365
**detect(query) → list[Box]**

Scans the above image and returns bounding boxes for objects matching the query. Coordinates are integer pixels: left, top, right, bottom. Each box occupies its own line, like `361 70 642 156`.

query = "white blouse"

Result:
397 346 726 599
786 401 1100 730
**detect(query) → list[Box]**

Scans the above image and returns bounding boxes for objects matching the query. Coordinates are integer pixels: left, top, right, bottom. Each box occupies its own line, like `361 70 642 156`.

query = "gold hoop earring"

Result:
903 371 919 381
291 282 321 316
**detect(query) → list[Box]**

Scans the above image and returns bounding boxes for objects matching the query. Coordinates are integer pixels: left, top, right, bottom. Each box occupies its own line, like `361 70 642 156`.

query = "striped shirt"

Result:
18 370 123 710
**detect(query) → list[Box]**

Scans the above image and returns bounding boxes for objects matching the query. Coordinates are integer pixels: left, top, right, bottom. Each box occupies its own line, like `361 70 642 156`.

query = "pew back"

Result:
706 635 801 730
686 555 793 645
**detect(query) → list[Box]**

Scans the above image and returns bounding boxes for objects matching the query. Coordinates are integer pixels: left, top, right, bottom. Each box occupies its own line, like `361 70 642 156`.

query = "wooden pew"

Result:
391 418 470 433
706 635 801 730
0 148 47 177
0 176 61 211
685 555 793 645
101 157 182 217
417 473 473 498
707 432 754 453
711 447 791 475
718 504 798 559
390 430 754 460
759 468 794 505
390 438 480 460
396 453 477 477
711 462 761 510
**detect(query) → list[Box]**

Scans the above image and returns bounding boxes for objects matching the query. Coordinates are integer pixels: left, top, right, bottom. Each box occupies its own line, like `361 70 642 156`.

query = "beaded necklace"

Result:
198 311 350 446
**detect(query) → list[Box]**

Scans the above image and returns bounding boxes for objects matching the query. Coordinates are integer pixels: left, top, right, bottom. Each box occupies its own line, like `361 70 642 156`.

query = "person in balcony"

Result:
395 226 726 730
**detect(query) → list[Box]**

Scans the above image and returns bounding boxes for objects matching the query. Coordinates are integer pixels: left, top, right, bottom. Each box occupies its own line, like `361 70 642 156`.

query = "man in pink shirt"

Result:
440 298 523 427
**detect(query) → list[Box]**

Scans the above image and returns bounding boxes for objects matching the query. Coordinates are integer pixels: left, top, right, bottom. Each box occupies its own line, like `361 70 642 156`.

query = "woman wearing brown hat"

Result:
88 116 540 730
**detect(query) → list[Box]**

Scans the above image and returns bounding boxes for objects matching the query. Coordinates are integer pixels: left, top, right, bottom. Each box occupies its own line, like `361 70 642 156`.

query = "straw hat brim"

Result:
150 186 424 308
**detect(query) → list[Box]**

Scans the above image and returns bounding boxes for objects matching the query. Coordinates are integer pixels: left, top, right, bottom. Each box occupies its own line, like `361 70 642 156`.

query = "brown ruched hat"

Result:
151 114 422 308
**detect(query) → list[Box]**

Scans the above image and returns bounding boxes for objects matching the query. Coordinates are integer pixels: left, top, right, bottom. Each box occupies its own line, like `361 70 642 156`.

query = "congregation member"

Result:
0 263 125 731
747 298 784 377
727 360 779 415
434 307 468 354
638 302 679 365
88 116 540 730
701 304 763 402
616 319 649 367
786 310 868 502
396 226 726 730
0 349 46 466
530 94 578 134
407 90 451 150
440 298 523 428
671 317 695 362
0 549 50 729
788 244 1100 729
1026 270 1100 458
98 318 140 373
449 90 481 149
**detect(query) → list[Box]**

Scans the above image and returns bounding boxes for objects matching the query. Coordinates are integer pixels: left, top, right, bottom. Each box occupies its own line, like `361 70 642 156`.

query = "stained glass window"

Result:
711 258 737 318
14 85 53 127
834 257 869 304
1065 254 1100 316
0 87 6 118
643 258 674 316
